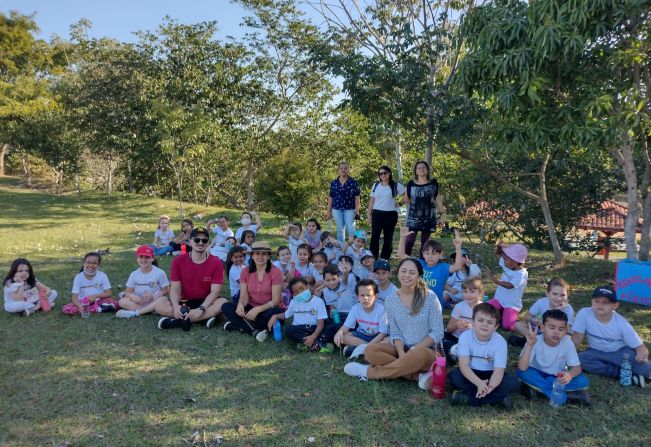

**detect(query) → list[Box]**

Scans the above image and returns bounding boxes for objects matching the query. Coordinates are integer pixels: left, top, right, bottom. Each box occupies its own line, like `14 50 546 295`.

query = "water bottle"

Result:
550 377 565 407
80 297 90 318
181 243 187 255
273 320 282 342
482 295 489 302
332 309 341 324
38 289 51 312
620 352 633 386
430 356 447 399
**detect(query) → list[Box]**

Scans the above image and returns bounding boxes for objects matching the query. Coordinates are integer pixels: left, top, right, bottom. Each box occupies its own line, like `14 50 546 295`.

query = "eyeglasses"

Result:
193 238 209 244
378 171 389 176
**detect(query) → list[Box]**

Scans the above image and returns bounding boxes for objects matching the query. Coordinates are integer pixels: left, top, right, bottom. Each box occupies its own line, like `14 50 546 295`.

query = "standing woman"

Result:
403 160 446 256
326 162 361 243
220 241 284 342
343 257 444 387
367 165 405 260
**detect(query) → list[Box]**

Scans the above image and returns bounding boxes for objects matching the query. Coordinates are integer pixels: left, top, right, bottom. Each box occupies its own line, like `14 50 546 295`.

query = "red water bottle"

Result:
430 356 447 399
38 289 51 312
181 243 187 255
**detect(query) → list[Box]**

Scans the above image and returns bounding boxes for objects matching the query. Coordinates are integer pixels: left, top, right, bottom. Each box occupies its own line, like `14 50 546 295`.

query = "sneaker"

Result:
296 343 309 352
349 343 368 359
632 374 646 389
450 390 468 406
205 317 217 329
116 309 138 319
344 362 369 380
499 395 513 410
567 390 591 407
508 335 526 348
158 317 182 329
99 303 117 313
254 330 268 342
22 308 32 317
223 322 238 332
418 372 433 391
342 345 355 358
519 383 535 400
181 317 191 332
319 343 334 354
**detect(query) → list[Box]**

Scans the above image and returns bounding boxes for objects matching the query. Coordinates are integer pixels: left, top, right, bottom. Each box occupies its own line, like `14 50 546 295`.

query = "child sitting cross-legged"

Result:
448 302 519 409
572 286 650 387
443 277 483 362
268 277 332 352
334 279 388 359
517 309 590 406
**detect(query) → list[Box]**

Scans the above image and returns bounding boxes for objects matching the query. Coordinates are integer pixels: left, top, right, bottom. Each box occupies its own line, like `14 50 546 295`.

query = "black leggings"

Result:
221 302 283 335
370 210 399 260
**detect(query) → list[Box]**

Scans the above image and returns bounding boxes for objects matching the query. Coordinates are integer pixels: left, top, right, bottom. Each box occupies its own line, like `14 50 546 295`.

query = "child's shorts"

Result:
351 330 376 343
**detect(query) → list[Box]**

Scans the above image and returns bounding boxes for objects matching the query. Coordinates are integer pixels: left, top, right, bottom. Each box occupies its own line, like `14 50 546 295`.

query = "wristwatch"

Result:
199 305 206 312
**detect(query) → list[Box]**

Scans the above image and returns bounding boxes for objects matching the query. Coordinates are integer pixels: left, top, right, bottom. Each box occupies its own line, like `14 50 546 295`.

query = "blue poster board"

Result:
615 259 651 306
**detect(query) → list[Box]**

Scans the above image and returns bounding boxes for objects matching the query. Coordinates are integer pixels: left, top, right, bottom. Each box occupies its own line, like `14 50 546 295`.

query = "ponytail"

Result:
411 278 429 316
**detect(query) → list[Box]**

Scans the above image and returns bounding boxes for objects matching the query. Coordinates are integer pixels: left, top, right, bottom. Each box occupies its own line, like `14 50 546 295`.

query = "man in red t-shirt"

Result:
155 227 228 330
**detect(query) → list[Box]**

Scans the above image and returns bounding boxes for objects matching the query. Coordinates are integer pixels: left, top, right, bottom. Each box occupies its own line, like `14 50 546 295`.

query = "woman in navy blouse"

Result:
326 162 361 243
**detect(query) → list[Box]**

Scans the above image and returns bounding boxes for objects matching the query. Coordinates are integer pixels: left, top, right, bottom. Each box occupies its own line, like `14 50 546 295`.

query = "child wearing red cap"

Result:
116 245 170 319
484 241 529 331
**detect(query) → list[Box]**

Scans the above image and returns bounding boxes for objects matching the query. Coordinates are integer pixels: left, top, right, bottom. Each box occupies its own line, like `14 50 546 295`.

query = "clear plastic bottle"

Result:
550 377 565 407
80 297 90 318
620 352 633 386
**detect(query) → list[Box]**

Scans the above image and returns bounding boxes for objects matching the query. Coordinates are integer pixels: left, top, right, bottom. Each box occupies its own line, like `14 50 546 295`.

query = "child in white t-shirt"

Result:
444 277 483 361
295 244 315 280
62 252 118 316
357 254 375 280
334 279 388 358
485 241 528 331
116 245 170 319
510 277 574 347
449 303 519 408
234 211 262 241
268 277 331 352
318 231 342 264
284 222 307 264
150 215 175 256
572 286 650 387
517 309 590 406
372 259 397 304
443 248 481 303
208 215 234 260
343 230 373 279
225 246 247 305
3 258 57 315
322 264 357 322
311 252 328 297
304 218 322 250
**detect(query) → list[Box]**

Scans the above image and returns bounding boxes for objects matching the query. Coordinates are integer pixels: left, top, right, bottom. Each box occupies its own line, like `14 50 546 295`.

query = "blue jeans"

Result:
150 244 174 256
579 346 651 378
517 367 589 404
332 208 356 243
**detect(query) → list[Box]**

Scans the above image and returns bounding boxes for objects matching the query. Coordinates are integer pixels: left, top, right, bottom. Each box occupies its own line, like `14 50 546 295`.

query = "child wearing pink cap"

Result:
484 241 528 331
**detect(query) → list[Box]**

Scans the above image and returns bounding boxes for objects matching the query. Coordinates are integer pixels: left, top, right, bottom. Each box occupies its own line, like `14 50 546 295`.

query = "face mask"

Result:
293 289 311 303
241 217 251 226
83 267 97 277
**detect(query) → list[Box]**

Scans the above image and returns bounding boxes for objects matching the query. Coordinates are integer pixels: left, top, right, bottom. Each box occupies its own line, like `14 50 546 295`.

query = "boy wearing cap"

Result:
373 259 397 305
343 230 373 279
572 286 650 387
155 227 228 330
484 241 529 331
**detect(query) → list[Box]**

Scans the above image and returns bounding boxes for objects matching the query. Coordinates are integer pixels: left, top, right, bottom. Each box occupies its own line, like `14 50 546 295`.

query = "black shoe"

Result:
158 317 182 329
223 322 239 332
567 390 591 407
450 390 468 406
206 317 217 329
508 335 526 348
342 345 355 358
519 383 536 400
499 395 513 410
181 317 191 332
98 303 116 313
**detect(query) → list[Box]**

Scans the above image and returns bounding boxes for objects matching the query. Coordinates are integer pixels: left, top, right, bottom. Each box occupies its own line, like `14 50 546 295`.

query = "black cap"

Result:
190 227 210 238
592 285 616 302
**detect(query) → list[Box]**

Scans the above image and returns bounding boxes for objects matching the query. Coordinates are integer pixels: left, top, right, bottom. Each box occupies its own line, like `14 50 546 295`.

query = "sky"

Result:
0 0 324 42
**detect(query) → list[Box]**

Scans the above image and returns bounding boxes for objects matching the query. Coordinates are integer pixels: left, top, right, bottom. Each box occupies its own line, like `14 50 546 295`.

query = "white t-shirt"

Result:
529 297 575 328
235 224 258 242
287 235 306 264
522 334 580 375
450 300 475 338
494 257 528 310
322 246 341 264
295 263 315 278
322 281 357 313
343 302 388 337
272 260 292 276
377 282 398 305
284 296 328 326
356 268 374 281
125 266 169 297
345 246 372 278
71 271 111 300
228 264 245 297
371 182 406 211
312 269 324 282
3 281 40 303
154 229 175 246
457 329 508 371
210 227 235 260
573 308 643 352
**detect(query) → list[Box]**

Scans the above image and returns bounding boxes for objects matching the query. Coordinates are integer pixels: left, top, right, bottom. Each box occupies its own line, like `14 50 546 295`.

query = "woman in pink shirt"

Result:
220 241 284 342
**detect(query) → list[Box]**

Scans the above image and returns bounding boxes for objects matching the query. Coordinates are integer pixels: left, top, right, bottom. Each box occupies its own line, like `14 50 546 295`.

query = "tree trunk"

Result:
425 104 434 167
192 164 198 204
20 153 32 187
170 163 184 217
106 155 113 196
126 160 134 193
638 136 651 260
245 157 255 210
538 154 564 265
612 136 640 260
394 124 403 181
74 171 81 195
0 143 8 176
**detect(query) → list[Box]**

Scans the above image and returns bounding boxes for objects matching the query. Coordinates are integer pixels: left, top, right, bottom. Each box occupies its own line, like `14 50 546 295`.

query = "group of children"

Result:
3 214 650 409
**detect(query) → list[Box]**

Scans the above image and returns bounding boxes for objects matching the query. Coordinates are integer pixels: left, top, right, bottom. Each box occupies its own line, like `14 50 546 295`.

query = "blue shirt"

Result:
418 259 449 304
329 177 361 210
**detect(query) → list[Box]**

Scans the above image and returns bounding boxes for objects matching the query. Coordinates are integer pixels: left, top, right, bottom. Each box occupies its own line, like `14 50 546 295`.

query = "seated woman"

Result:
343 257 444 389
220 241 284 342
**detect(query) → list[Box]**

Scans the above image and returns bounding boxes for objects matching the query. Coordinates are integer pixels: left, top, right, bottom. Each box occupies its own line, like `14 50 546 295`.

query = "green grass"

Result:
0 176 649 447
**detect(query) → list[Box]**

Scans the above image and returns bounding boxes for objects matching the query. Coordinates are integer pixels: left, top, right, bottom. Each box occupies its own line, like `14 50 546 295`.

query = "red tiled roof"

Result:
462 201 519 221
577 200 642 233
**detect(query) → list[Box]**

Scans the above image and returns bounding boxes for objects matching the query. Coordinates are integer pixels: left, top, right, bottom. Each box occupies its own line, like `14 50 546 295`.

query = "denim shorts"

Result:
351 330 375 342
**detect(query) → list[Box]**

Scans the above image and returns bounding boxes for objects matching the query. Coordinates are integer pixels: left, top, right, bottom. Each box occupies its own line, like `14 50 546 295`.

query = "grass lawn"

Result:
0 177 649 447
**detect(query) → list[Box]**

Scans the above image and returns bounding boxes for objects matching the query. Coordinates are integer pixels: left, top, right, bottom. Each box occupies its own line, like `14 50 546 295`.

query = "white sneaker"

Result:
116 309 138 319
418 372 433 391
349 343 368 359
632 374 646 388
344 362 369 380
22 309 32 317
255 330 268 342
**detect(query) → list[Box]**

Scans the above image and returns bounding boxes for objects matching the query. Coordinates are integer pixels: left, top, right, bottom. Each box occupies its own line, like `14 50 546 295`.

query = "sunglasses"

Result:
193 238 209 244
378 171 389 176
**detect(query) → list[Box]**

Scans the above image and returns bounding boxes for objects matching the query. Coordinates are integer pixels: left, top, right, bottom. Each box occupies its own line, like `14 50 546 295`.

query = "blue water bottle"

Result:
332 309 341 324
273 320 282 342
620 353 632 386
